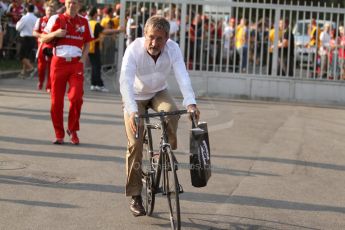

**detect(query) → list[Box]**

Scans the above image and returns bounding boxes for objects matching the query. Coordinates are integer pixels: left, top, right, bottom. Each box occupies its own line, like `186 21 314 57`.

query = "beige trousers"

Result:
124 89 179 196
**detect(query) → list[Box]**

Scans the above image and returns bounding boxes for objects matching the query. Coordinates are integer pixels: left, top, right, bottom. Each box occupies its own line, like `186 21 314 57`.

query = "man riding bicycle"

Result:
119 15 200 217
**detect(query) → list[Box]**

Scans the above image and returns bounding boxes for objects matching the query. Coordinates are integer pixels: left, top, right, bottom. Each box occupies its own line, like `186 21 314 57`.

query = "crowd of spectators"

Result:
0 0 64 59
0 0 121 59
307 19 345 80
185 13 345 79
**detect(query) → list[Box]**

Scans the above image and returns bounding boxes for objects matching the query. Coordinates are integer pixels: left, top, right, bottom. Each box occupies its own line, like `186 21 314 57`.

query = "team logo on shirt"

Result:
75 25 85 34
41 22 46 28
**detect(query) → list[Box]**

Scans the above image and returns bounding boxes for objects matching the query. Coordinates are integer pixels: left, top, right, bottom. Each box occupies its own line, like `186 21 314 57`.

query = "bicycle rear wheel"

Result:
142 129 155 216
165 148 181 230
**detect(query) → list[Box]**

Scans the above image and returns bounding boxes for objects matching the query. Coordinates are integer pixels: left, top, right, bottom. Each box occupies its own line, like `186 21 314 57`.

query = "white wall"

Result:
167 73 345 106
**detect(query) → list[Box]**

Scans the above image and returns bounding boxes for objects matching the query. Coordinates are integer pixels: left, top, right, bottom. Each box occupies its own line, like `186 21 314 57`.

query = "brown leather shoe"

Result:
130 196 146 217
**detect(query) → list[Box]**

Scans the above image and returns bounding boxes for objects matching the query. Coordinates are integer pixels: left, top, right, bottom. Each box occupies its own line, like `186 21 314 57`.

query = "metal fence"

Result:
117 0 345 81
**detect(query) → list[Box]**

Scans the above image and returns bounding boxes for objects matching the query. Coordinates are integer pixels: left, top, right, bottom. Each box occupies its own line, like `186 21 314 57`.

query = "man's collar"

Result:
64 12 78 19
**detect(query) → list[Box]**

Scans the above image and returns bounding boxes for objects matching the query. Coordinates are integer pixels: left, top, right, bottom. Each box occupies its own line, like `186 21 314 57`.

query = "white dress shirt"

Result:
15 12 37 37
320 31 331 48
120 37 196 114
319 31 331 55
223 26 235 50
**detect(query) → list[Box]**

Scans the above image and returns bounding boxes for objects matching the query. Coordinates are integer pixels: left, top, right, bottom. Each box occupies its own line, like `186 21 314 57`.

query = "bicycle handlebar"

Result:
134 109 197 139
138 109 188 119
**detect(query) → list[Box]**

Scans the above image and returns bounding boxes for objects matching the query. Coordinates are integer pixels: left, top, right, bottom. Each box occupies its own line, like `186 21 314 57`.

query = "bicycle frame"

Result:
142 110 180 194
138 109 191 230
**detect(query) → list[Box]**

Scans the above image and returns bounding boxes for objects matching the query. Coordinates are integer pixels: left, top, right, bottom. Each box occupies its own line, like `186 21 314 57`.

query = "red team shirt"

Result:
34 16 50 53
34 16 49 35
44 13 93 57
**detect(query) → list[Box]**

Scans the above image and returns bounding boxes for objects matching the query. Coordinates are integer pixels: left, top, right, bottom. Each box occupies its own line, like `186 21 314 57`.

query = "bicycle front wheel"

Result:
142 171 155 216
165 148 181 230
142 129 155 216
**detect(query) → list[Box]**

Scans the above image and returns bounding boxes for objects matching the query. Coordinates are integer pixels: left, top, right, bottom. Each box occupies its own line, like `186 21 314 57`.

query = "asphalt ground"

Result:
0 75 345 230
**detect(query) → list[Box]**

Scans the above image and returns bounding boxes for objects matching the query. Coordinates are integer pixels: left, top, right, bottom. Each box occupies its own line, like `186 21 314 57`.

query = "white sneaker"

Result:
95 86 109 92
90 85 96 91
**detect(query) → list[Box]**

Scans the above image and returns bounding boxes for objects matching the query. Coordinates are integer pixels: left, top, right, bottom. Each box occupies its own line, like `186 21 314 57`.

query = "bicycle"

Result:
135 109 195 230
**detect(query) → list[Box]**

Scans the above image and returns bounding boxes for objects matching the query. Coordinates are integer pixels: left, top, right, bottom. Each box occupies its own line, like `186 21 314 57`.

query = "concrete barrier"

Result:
167 73 345 106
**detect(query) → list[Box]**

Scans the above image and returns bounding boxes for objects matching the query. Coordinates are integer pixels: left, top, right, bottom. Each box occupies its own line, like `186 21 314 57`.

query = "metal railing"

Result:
116 0 345 81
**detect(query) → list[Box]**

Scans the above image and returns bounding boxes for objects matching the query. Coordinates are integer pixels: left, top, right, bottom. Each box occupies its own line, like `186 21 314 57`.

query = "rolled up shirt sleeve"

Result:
170 42 197 107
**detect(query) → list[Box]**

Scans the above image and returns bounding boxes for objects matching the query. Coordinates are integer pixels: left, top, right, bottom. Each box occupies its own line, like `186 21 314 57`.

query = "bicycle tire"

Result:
165 147 181 230
142 129 156 216
142 171 155 216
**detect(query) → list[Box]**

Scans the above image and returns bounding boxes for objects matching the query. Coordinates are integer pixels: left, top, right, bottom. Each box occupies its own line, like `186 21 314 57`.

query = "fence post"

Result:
179 2 187 58
272 7 280 77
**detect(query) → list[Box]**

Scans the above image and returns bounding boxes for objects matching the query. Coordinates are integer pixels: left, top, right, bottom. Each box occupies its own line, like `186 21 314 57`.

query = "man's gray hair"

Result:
144 15 170 36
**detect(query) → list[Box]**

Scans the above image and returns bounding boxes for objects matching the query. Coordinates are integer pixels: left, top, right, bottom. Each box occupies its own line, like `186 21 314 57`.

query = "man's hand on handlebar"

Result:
187 104 200 124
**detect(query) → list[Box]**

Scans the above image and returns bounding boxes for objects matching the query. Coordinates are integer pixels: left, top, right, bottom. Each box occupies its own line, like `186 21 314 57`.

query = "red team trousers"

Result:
37 48 51 90
50 56 84 139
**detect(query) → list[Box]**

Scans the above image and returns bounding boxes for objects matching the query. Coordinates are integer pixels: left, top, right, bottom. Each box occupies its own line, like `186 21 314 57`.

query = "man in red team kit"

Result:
33 2 55 92
40 0 93 145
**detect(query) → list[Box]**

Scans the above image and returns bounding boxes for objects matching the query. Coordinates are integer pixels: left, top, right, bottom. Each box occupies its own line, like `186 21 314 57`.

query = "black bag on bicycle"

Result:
190 121 211 187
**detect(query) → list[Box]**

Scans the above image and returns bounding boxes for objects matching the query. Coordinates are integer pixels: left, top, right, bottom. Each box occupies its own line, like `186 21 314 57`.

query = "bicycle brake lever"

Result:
189 110 198 128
